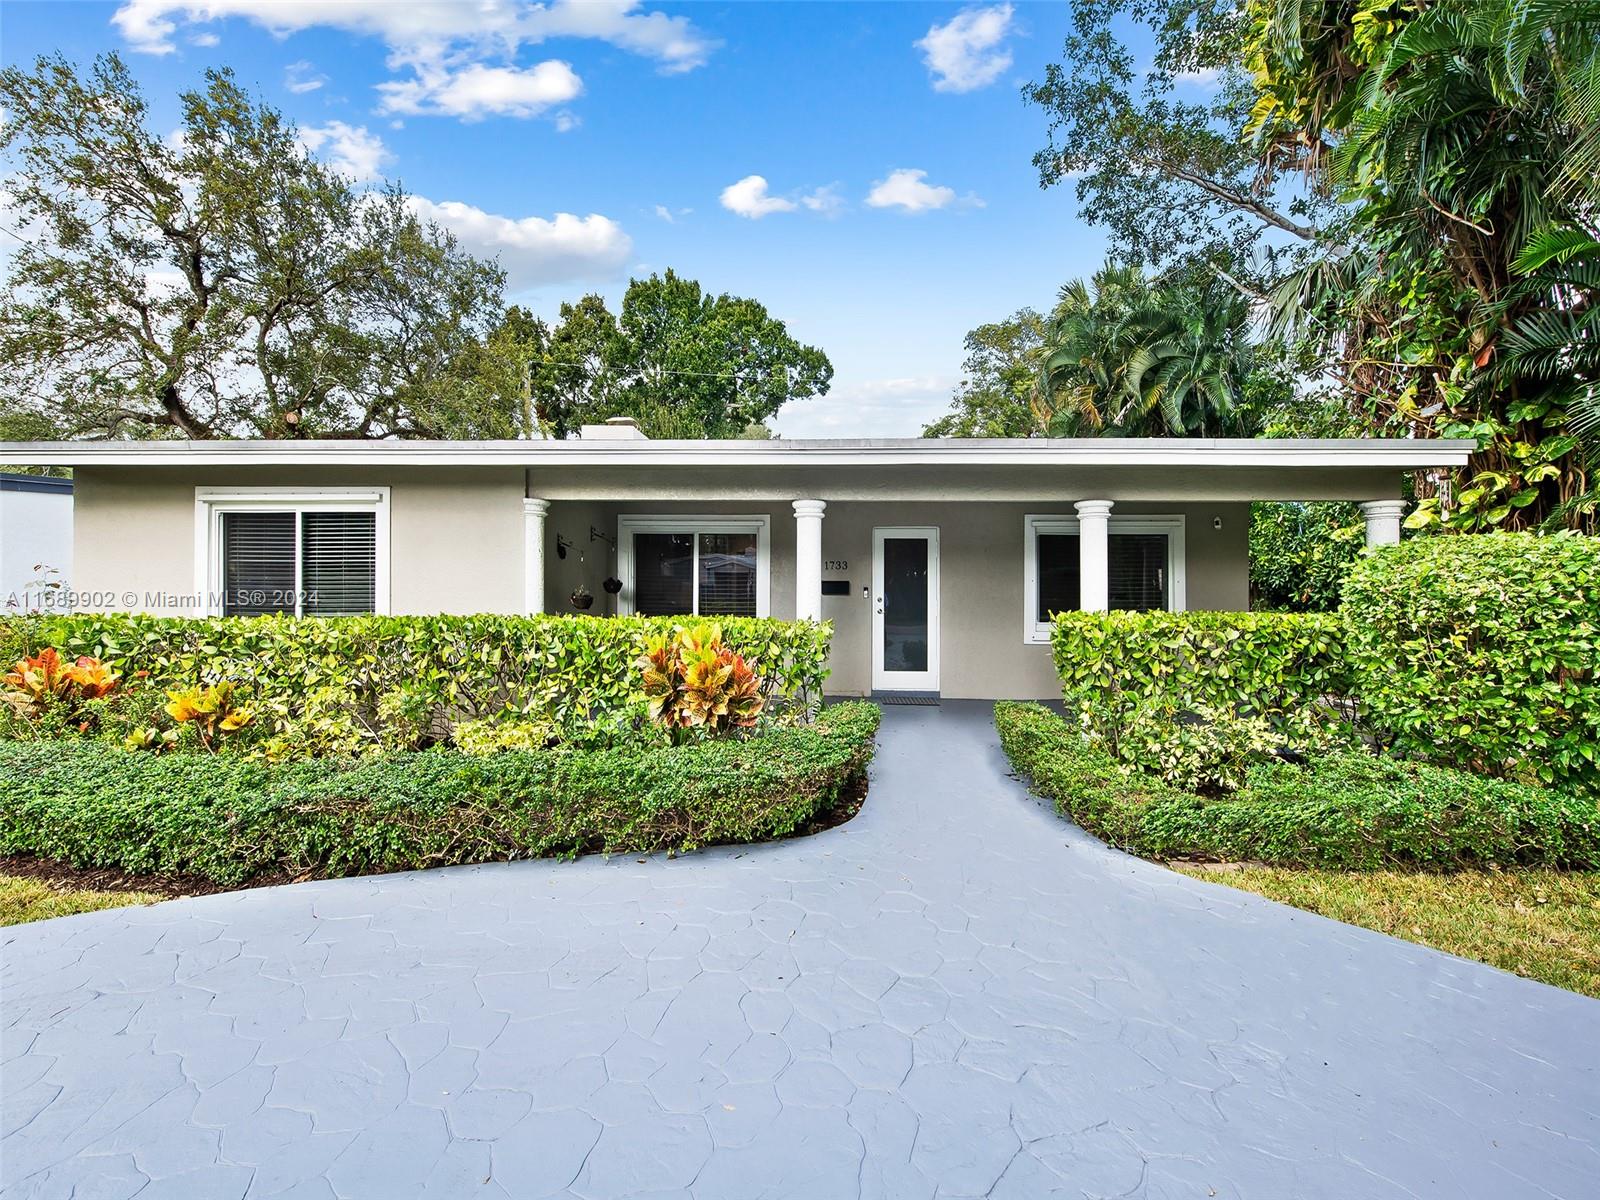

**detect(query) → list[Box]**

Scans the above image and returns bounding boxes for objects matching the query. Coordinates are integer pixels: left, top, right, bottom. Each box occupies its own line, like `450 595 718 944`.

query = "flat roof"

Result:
0 437 1474 470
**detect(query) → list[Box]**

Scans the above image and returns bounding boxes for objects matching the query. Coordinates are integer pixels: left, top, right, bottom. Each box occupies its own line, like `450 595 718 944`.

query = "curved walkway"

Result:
4 703 1597 1199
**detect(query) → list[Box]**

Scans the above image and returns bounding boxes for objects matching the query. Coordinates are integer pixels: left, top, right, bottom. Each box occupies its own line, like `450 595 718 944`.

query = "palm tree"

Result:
1120 278 1257 436
1035 261 1151 435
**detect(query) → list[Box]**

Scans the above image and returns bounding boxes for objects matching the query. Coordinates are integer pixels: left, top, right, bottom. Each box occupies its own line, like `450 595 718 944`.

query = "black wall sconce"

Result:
590 525 617 550
556 534 574 559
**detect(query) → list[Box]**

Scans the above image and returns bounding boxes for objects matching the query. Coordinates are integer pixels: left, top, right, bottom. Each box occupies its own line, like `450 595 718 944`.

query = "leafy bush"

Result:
1248 501 1363 612
1342 532 1600 795
996 702 1600 870
0 613 832 758
639 623 764 739
0 702 879 885
1052 610 1352 790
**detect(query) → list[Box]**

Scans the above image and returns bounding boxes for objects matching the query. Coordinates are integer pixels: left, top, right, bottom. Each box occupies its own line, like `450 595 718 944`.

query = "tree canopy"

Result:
0 54 528 440
924 260 1281 439
514 269 832 439
1028 0 1600 531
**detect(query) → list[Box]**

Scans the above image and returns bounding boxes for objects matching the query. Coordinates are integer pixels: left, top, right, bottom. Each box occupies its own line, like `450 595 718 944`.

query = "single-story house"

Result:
1 424 1472 699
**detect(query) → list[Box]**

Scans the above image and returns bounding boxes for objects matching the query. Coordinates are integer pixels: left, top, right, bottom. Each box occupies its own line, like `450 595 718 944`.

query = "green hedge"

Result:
1050 610 1352 790
1341 532 1600 795
1051 609 1349 717
995 702 1600 869
1 613 832 755
0 702 880 885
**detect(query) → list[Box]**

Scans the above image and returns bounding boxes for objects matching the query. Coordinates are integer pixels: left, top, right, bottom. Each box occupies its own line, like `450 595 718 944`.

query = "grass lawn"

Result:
0 874 164 927
1176 865 1600 999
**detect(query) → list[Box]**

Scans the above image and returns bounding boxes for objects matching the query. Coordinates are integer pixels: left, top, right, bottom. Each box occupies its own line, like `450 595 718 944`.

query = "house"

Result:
1 472 73 608
0 425 1472 699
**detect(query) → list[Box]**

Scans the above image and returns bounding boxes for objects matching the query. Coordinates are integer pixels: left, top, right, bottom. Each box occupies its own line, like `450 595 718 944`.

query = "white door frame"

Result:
871 526 940 692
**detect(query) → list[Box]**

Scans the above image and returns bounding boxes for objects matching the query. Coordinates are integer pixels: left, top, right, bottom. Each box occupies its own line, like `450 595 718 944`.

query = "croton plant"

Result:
638 623 765 740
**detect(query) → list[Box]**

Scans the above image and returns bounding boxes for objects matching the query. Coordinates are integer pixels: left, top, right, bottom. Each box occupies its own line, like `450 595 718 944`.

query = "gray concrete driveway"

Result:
3 702 1597 1199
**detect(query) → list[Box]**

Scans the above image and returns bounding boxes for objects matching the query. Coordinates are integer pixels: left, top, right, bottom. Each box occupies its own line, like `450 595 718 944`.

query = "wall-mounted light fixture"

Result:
556 534 574 560
590 525 617 550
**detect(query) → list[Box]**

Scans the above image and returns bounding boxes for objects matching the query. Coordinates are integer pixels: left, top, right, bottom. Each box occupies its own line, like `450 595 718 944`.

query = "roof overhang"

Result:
0 437 1474 470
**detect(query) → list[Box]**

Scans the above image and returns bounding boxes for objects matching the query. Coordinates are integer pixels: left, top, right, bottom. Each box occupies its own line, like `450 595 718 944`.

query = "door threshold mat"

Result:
871 691 941 706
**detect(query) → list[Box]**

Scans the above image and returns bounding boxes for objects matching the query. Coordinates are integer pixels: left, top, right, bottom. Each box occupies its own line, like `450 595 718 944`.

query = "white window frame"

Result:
616 514 771 618
1023 513 1186 643
194 487 391 617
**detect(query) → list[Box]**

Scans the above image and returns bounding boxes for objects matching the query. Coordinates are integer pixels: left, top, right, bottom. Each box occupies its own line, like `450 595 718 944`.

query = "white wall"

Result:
1 478 73 608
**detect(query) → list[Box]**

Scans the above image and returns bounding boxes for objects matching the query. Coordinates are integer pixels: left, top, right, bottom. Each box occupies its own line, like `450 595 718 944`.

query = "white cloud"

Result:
865 168 980 213
284 60 326 93
800 184 844 217
297 121 392 182
720 175 797 219
552 110 580 133
407 196 632 290
109 0 718 104
377 60 582 120
189 31 219 46
916 4 1015 93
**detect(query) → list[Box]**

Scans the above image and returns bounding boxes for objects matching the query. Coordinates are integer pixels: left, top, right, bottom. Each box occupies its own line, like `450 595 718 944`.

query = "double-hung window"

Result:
1023 513 1185 642
196 488 389 617
617 515 770 617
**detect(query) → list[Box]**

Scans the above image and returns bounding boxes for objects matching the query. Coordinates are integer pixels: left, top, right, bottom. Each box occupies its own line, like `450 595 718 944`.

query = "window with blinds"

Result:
629 527 760 617
220 509 377 617
1036 531 1169 618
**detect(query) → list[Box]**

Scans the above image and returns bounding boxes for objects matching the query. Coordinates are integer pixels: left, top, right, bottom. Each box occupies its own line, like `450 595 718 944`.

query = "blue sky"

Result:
1 1 1126 436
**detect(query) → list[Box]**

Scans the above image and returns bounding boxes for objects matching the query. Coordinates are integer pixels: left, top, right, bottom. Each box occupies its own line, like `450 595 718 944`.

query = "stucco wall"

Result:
575 497 1248 700
817 500 1249 699
71 466 526 616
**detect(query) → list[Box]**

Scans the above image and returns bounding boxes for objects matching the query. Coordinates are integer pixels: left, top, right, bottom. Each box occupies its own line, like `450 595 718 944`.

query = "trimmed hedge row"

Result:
995 702 1600 870
1342 531 1600 794
1051 609 1349 720
1 612 833 755
0 702 880 885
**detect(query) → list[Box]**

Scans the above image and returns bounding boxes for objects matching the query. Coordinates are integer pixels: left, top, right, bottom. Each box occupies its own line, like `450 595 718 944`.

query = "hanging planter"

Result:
569 585 595 610
602 577 623 595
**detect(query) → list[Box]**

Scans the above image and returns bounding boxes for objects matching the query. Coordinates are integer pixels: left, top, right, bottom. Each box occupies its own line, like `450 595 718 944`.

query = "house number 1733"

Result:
823 559 848 571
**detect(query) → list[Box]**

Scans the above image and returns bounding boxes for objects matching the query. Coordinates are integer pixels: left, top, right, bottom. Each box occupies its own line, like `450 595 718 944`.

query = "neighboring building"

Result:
1 472 73 609
0 426 1470 699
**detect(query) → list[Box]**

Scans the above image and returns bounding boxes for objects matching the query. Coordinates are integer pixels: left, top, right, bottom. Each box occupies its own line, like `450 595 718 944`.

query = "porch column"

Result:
1359 500 1405 547
1075 499 1114 612
523 498 550 613
793 499 827 622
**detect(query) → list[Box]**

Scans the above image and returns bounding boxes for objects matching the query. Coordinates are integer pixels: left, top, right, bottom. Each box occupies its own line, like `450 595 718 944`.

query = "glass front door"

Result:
872 527 940 692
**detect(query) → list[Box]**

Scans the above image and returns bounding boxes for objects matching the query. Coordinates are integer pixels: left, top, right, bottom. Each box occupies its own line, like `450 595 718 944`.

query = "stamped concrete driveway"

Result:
4 703 1598 1199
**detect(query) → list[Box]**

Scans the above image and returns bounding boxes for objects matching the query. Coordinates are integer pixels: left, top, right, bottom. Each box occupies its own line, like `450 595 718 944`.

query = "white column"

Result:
1359 500 1405 547
1075 499 1114 612
523 498 550 613
793 499 827 622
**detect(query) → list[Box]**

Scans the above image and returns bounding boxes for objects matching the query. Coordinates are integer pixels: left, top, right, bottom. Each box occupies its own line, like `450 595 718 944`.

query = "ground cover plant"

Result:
0 701 880 886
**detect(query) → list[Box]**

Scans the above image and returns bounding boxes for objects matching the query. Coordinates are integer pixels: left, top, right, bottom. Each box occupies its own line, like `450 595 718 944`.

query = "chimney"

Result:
578 416 649 441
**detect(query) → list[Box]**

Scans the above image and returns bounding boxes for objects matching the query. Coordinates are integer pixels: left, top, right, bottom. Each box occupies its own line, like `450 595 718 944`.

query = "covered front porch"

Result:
519 438 1438 700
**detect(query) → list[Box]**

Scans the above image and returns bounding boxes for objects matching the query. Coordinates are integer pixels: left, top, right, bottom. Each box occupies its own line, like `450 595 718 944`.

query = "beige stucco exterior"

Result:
72 466 526 616
543 498 1246 699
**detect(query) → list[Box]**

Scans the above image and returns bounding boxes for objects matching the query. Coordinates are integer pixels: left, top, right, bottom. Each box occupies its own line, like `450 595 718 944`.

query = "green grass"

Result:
1175 865 1600 998
0 874 163 926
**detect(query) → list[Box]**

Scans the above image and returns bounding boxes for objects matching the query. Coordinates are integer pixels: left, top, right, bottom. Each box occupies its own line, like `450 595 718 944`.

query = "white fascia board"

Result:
0 437 1476 470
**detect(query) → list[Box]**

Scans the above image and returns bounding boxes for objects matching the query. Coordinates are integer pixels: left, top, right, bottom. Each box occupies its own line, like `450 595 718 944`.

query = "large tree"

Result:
521 270 832 439
921 309 1047 437
0 54 524 440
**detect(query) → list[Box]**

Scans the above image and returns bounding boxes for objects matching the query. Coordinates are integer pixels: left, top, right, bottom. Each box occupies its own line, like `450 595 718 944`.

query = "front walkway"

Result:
3 704 1596 1199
